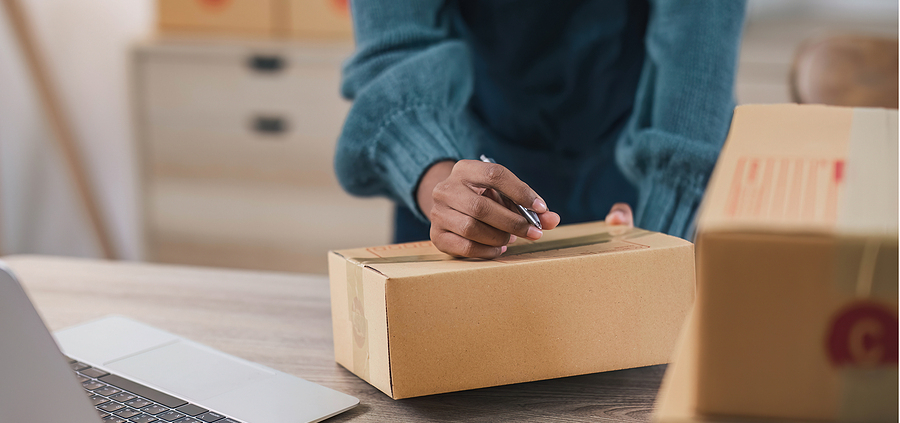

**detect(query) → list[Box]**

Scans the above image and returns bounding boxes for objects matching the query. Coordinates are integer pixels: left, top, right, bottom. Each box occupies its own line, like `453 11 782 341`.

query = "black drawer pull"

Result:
253 116 287 134
248 55 286 72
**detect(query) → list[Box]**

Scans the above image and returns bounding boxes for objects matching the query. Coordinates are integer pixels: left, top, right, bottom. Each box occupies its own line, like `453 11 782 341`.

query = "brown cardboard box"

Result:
289 0 353 39
157 0 353 39
654 104 898 422
328 221 695 399
157 0 284 36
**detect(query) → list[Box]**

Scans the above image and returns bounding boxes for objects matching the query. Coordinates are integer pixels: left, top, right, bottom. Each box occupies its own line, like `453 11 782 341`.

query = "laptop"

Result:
0 261 358 423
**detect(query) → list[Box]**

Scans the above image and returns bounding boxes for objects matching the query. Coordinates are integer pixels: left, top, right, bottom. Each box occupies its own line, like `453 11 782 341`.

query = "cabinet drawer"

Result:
144 127 339 182
137 43 350 182
142 52 346 112
146 178 393 273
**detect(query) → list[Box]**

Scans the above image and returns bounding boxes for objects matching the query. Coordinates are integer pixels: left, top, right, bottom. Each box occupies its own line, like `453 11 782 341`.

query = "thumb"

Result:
605 203 633 227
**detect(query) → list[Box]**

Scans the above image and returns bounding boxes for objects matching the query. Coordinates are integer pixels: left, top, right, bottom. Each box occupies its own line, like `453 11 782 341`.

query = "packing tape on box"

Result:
350 227 652 266
347 260 370 380
343 227 651 377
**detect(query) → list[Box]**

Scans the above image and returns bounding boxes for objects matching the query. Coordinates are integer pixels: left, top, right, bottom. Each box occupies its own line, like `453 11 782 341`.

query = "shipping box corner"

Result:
663 104 898 422
328 221 696 399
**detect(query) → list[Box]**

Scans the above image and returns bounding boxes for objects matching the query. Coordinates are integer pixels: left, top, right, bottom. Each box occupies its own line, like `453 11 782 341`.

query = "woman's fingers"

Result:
433 165 542 240
605 202 633 227
430 227 506 259
454 160 548 213
430 201 512 247
538 211 561 230
428 159 556 258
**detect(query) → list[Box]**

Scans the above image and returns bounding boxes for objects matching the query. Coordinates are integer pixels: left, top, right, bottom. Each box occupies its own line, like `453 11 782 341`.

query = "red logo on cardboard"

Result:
827 301 898 367
198 0 231 11
331 0 350 15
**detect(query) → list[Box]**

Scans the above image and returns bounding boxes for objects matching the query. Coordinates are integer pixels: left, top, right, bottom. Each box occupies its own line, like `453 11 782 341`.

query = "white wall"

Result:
0 0 153 260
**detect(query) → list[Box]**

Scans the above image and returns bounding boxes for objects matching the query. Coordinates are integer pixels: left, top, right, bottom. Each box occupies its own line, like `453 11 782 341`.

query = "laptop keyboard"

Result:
68 357 244 423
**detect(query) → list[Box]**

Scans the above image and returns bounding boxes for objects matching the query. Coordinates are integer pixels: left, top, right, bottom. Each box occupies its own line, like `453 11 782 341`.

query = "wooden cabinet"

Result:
133 38 392 274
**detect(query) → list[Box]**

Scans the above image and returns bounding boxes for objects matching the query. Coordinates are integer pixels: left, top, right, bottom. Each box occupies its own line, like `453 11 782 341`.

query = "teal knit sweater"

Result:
335 0 746 240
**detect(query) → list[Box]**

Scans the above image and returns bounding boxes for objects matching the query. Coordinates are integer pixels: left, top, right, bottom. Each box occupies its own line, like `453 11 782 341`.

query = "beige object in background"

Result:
157 0 283 36
290 0 352 39
655 104 898 422
791 35 899 109
157 0 353 39
329 221 695 399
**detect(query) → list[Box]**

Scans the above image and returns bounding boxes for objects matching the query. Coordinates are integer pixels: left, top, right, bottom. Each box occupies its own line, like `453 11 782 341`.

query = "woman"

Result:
335 0 745 258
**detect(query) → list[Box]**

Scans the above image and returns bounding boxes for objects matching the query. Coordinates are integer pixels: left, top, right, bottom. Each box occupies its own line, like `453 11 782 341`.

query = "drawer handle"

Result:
253 116 288 134
248 55 286 72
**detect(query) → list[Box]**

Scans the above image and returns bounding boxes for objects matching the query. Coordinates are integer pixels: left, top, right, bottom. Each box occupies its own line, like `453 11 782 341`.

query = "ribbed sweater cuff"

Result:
372 105 467 221
634 172 706 241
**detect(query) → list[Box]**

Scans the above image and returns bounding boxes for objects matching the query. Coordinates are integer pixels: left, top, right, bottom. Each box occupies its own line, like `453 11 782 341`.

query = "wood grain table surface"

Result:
4 255 667 422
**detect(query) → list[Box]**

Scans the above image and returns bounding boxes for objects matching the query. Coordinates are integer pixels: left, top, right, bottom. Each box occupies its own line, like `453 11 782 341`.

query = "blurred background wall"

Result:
0 0 153 259
0 0 896 271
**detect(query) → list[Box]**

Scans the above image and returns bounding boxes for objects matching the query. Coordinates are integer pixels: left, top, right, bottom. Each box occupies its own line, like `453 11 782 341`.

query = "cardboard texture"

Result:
654 104 898 423
328 221 695 399
157 0 282 35
157 0 352 39
289 0 353 39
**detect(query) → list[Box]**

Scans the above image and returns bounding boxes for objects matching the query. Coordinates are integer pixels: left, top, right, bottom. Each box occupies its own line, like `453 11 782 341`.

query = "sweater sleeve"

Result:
615 1 746 239
335 0 485 220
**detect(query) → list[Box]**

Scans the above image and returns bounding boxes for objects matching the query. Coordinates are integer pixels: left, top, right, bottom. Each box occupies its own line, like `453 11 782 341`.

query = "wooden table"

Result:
5 255 667 422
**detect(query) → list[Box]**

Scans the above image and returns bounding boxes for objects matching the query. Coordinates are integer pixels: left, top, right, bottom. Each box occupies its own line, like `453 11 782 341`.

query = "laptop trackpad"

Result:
106 341 275 401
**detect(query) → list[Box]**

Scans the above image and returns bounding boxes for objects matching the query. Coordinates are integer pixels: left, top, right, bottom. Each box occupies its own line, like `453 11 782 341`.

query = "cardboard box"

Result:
157 0 353 39
328 221 695 399
289 0 353 39
655 104 898 422
157 0 284 36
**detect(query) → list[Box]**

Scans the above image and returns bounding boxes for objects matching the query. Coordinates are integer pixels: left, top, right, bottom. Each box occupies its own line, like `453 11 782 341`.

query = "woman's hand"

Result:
604 202 633 227
417 160 560 258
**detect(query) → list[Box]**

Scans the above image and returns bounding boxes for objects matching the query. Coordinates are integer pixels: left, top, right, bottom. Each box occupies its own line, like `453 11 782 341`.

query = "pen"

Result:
479 155 543 230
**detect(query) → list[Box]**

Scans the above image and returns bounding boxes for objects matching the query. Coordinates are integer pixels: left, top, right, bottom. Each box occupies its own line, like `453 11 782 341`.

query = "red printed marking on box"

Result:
199 0 231 10
834 160 845 183
725 157 747 217
723 156 845 224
